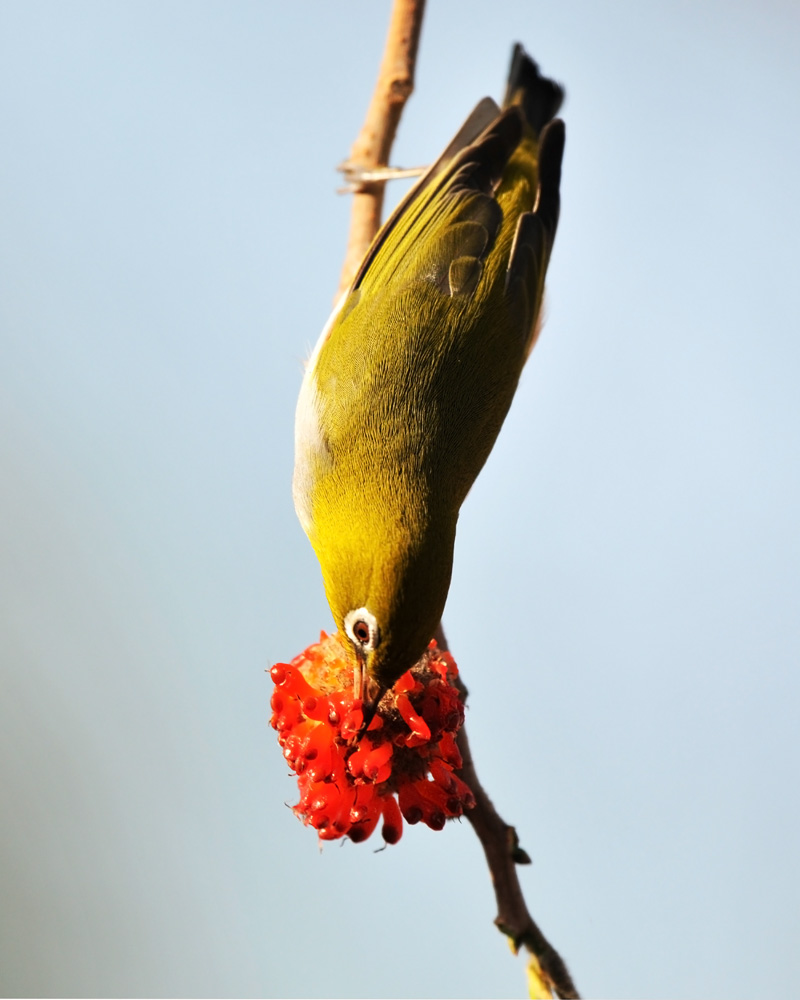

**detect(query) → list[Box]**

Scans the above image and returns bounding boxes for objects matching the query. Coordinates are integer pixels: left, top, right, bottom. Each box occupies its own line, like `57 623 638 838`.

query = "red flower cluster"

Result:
270 632 474 845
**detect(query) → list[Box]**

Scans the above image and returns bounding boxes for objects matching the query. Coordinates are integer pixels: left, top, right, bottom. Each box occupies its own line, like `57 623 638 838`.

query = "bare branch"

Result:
335 0 425 300
436 625 580 1000
456 724 580 999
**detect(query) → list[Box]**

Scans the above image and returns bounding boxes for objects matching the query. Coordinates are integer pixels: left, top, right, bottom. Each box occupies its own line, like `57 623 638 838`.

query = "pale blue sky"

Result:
1 2 799 997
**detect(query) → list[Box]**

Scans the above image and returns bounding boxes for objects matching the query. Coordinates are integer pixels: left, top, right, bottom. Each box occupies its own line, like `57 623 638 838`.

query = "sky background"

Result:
1 2 799 998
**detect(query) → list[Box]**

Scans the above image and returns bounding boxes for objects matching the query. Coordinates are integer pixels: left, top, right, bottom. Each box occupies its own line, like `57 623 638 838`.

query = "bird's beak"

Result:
353 648 367 700
352 650 384 737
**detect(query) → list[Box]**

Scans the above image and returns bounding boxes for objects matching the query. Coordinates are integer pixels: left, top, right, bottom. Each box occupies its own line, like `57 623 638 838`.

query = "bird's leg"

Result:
336 162 427 194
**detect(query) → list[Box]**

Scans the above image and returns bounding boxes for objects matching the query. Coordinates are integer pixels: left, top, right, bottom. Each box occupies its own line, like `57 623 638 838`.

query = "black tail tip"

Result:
503 42 564 135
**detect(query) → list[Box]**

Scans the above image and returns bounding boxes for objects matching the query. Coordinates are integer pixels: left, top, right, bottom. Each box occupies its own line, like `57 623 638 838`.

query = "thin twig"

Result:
457 722 580 999
435 625 580 999
335 0 425 300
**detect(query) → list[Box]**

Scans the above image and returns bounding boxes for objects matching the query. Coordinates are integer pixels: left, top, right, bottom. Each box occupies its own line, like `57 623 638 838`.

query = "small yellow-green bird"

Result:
293 44 565 711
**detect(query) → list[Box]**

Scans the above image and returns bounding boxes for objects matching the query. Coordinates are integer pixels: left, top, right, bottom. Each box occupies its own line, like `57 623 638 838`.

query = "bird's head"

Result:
314 515 456 715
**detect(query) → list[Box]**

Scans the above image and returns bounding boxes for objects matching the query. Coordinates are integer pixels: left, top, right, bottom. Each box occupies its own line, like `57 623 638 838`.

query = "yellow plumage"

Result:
293 45 565 705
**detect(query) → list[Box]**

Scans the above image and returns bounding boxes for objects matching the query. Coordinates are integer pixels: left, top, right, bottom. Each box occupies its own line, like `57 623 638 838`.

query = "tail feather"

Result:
502 42 564 135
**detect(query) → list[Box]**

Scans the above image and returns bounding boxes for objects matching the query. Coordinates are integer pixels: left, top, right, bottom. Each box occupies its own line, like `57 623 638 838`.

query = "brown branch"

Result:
457 725 580 999
338 7 579 997
335 0 425 300
435 625 580 1000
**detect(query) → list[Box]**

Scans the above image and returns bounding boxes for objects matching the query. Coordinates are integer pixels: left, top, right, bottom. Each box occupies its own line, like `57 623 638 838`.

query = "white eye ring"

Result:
344 607 380 651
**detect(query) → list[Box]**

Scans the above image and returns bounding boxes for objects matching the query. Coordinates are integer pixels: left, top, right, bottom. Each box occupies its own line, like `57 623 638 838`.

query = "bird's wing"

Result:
348 98 501 294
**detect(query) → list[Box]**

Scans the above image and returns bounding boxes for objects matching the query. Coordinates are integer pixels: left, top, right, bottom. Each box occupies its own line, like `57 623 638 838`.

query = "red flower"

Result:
270 633 474 845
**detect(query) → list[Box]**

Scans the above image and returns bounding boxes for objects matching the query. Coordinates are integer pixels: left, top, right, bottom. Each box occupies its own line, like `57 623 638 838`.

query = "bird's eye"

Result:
344 607 379 651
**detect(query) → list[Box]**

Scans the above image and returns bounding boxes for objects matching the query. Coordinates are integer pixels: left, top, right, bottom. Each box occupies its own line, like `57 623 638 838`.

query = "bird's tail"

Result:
502 43 564 137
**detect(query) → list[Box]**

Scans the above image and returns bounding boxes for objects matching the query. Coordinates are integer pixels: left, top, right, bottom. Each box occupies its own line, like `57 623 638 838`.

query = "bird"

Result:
292 44 565 715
